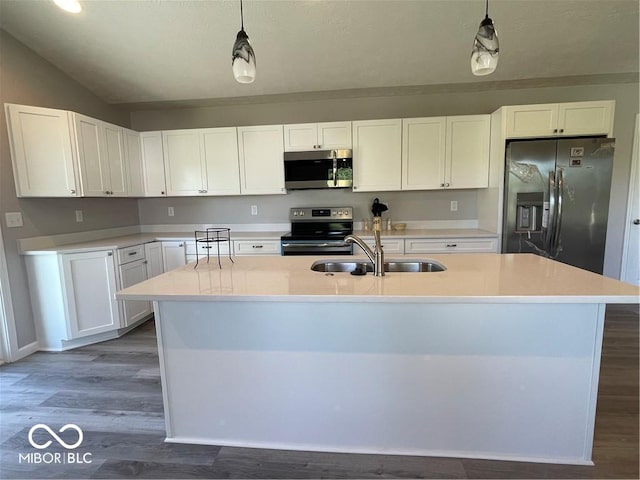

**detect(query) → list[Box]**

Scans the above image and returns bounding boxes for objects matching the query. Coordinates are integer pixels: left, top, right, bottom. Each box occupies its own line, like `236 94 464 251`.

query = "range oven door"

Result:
284 150 352 190
281 239 353 256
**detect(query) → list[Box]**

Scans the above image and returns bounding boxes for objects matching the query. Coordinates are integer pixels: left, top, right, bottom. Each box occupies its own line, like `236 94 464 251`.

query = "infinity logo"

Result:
28 424 83 450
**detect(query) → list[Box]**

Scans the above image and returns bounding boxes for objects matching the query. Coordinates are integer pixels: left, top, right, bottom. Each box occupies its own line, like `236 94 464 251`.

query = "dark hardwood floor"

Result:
1 304 638 479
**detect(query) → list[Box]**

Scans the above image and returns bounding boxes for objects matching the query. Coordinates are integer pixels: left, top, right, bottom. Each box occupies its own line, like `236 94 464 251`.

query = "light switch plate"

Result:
450 201 458 212
5 212 23 228
75 210 84 222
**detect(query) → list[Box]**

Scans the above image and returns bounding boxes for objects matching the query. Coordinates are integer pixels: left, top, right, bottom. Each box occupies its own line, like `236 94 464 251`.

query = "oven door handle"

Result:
282 242 348 248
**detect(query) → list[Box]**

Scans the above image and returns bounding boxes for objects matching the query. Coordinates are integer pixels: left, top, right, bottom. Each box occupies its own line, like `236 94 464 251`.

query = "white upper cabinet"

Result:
352 119 402 191
202 127 241 195
505 101 614 138
402 115 490 190
162 129 204 196
73 113 128 197
401 117 447 190
446 115 490 189
283 122 352 151
237 125 286 195
162 127 241 196
6 104 79 197
123 128 145 197
140 131 167 197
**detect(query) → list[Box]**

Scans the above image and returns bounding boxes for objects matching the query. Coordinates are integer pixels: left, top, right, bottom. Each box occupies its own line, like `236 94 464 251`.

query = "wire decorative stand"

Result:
194 228 234 269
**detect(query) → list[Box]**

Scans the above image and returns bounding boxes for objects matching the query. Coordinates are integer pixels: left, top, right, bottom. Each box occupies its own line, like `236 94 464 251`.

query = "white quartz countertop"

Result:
116 253 639 304
20 229 496 255
20 231 288 255
353 228 496 238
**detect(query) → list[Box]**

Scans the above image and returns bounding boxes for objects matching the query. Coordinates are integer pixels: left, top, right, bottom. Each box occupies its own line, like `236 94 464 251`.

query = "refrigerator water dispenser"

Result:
515 192 543 233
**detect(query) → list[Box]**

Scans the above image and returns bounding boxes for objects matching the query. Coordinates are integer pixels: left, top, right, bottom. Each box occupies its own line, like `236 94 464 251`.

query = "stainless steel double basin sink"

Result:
310 259 446 273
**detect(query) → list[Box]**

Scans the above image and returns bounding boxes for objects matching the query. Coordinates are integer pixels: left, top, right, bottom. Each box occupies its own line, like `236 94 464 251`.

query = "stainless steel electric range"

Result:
280 207 354 255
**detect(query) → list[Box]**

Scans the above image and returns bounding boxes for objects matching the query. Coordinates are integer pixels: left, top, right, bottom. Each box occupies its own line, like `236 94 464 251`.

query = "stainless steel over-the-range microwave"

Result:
283 149 353 190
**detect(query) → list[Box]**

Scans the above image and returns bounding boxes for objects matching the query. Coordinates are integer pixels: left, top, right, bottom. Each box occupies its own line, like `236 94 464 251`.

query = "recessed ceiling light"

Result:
52 0 82 14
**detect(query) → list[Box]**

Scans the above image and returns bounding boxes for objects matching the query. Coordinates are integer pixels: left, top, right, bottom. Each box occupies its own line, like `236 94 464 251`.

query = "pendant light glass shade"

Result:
232 0 256 84
471 2 499 76
52 0 82 13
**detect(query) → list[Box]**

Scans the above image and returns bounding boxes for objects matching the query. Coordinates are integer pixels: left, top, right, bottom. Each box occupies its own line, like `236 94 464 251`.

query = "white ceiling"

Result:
1 0 638 106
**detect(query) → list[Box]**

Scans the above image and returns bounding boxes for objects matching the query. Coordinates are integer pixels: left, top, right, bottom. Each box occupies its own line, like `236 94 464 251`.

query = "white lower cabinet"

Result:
353 238 405 256
144 241 165 278
61 251 121 339
162 241 187 270
233 240 280 255
404 237 498 254
26 251 122 350
117 244 152 328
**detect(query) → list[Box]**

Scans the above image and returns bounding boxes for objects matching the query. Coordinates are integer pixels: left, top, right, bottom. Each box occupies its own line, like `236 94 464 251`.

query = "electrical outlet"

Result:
5 212 23 228
75 210 84 222
450 201 458 212
168 206 175 217
251 205 258 216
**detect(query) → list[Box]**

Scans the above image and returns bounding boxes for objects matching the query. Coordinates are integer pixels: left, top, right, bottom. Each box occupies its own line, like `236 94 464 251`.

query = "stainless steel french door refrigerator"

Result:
502 137 615 274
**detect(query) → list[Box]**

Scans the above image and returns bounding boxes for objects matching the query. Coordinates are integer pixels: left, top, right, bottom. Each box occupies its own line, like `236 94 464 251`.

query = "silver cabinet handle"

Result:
128 251 137 256
107 252 113 256
634 219 640 225
252 245 263 248
445 244 457 248
178 243 184 247
70 189 76 194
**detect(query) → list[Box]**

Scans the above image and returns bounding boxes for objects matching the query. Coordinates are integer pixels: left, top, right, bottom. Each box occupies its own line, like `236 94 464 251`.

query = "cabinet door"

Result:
140 132 167 197
61 251 120 339
202 127 241 195
237 125 286 195
352 119 402 191
446 115 490 189
401 117 446 190
5 104 78 197
317 122 352 149
558 101 614 137
144 242 165 278
283 123 318 151
505 104 559 138
124 128 144 196
74 113 110 196
163 130 204 196
119 260 152 327
103 122 128 196
162 241 187 271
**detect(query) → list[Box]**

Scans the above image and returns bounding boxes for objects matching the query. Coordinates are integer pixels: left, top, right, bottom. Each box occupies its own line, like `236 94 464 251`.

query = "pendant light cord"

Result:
240 0 244 31
485 0 489 18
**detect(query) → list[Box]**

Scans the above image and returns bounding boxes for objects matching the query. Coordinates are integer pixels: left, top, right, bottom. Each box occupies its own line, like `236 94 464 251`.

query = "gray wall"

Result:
132 80 639 278
0 31 140 349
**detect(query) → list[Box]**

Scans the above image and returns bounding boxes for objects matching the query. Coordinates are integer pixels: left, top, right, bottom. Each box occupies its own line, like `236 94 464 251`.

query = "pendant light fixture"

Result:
471 0 499 76
232 0 256 84
52 0 82 14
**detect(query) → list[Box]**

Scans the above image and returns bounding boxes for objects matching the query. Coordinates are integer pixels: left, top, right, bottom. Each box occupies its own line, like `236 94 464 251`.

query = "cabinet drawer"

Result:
353 238 404 255
117 244 146 265
405 238 497 254
233 240 281 255
185 240 232 256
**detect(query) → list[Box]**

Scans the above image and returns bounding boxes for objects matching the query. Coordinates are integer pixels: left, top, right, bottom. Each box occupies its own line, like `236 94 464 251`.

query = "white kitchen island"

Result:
117 253 639 466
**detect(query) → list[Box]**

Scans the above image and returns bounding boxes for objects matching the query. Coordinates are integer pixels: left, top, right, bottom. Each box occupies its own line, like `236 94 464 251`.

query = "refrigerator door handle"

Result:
544 170 556 253
552 168 564 256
